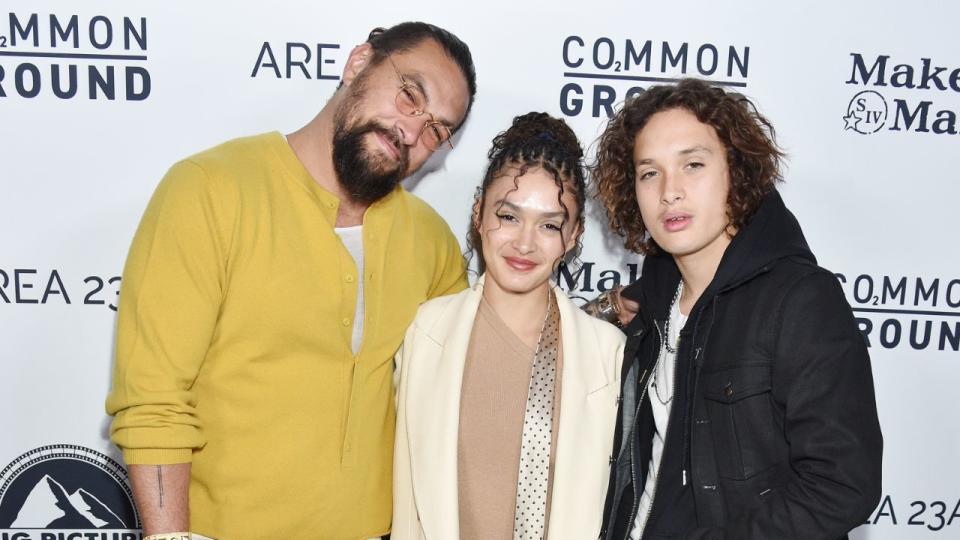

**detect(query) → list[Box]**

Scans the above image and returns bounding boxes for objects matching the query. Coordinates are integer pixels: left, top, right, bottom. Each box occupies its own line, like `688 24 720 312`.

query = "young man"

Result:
593 79 882 539
105 22 476 540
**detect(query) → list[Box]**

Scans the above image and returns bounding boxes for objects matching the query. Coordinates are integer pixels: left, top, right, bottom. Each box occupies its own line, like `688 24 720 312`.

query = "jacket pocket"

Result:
718 462 795 519
702 364 780 480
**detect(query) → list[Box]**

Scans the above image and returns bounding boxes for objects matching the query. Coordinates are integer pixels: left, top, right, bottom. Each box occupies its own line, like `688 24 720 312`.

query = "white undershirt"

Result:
284 135 366 354
631 298 688 539
334 225 365 355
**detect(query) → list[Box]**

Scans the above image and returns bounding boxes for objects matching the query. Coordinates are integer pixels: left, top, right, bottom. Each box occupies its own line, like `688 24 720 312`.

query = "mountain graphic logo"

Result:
0 444 140 530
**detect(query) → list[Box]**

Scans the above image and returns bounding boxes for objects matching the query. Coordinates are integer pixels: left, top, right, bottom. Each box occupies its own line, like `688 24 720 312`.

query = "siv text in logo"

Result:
843 90 888 134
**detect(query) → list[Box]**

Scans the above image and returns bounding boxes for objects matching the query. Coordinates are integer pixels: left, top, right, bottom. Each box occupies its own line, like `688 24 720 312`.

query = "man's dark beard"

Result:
332 118 409 206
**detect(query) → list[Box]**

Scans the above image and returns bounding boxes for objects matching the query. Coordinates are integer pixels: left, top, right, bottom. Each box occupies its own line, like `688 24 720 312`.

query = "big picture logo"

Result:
0 445 141 539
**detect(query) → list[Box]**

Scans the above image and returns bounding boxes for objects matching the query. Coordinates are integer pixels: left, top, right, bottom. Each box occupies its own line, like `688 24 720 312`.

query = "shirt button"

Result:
345 274 354 283
342 318 351 327
327 201 336 209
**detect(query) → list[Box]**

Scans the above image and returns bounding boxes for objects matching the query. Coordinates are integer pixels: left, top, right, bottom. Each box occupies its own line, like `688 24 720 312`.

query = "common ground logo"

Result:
559 36 751 118
554 262 960 353
835 272 960 352
0 444 141 538
844 53 959 135
0 13 150 101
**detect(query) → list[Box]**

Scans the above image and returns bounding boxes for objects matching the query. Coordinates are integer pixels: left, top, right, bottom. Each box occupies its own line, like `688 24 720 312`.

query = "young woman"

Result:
392 112 625 540
594 79 882 539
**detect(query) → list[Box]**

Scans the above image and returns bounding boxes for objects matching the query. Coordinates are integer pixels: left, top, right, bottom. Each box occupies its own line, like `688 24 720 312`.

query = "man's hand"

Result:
612 287 639 327
582 286 639 327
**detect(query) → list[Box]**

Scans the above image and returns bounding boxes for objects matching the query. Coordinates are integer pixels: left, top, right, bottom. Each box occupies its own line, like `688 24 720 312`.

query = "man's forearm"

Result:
129 463 191 535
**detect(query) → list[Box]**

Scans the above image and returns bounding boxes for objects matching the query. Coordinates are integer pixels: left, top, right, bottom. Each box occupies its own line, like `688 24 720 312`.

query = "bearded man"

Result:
106 22 476 540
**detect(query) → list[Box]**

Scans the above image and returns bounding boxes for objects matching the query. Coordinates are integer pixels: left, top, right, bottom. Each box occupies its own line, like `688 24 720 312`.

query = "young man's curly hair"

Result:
592 78 785 255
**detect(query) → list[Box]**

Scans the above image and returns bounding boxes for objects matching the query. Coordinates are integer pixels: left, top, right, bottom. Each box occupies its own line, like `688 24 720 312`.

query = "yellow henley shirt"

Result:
106 132 467 539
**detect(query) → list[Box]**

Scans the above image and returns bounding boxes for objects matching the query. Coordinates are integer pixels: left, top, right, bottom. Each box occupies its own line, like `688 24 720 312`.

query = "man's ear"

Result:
342 42 374 87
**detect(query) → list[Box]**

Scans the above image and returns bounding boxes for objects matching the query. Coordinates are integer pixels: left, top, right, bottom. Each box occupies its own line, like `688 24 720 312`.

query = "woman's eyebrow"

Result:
499 200 565 218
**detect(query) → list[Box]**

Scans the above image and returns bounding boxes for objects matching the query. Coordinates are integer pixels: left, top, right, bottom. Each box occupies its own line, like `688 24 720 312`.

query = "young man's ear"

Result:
341 42 374 87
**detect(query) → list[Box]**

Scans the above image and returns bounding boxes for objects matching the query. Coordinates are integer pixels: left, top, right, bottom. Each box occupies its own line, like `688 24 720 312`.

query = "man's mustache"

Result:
359 122 410 171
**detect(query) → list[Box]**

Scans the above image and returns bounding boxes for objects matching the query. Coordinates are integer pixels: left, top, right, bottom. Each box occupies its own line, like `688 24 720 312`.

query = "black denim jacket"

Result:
601 190 883 540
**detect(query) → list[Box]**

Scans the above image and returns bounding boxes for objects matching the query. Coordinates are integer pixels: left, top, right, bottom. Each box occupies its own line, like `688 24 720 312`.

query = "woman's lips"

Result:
504 256 537 272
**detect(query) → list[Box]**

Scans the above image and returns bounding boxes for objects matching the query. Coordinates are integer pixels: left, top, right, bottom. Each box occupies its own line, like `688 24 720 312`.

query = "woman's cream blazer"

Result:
392 275 625 539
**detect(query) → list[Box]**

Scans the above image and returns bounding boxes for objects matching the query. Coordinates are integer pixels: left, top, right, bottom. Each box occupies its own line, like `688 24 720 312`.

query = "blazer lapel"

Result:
406 278 484 539
555 285 612 394
547 286 616 538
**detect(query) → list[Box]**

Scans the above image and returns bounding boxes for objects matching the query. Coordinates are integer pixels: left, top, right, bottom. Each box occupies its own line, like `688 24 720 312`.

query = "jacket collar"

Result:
421 274 613 395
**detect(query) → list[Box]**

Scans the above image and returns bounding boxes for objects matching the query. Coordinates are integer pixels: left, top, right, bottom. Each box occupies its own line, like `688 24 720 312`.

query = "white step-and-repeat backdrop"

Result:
1 1 957 538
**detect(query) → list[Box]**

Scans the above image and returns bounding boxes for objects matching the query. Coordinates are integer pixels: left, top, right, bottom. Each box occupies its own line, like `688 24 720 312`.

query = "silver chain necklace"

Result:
652 281 683 405
663 282 683 354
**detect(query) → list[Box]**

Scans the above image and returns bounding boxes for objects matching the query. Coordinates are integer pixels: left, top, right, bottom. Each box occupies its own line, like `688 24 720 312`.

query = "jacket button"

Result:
609 455 615 465
724 383 734 398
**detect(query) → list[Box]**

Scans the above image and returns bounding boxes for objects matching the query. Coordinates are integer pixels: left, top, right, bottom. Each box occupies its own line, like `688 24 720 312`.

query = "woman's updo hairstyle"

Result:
467 112 587 273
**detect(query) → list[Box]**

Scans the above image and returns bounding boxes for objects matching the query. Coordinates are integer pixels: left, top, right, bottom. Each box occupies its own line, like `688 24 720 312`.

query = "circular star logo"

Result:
844 90 888 134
